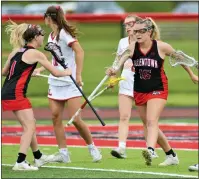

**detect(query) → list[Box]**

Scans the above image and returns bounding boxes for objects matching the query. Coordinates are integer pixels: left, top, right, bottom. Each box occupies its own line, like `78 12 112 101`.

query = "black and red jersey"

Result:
131 40 168 93
2 46 38 100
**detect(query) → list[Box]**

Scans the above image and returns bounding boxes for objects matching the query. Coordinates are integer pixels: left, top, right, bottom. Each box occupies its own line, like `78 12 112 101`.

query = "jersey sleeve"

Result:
116 39 123 55
60 29 78 47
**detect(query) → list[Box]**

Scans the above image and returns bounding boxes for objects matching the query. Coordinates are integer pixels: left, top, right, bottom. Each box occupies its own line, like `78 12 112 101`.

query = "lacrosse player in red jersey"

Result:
33 5 102 163
112 14 177 164
2 20 72 171
106 17 198 166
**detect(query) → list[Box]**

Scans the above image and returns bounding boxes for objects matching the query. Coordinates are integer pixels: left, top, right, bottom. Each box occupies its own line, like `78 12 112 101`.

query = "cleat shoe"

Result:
89 146 102 162
50 152 71 163
159 154 179 166
153 151 159 158
12 161 38 171
188 164 198 171
142 149 157 166
142 149 152 166
111 147 127 159
34 154 55 167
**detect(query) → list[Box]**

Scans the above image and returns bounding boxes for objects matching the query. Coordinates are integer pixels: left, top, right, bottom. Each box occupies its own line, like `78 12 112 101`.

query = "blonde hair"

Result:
148 18 160 40
137 17 161 40
125 14 143 22
5 20 29 50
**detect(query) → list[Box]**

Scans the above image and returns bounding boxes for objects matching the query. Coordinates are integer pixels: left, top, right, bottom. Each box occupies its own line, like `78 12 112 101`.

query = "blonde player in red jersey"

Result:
2 20 72 171
33 6 102 163
107 17 198 166
111 15 176 166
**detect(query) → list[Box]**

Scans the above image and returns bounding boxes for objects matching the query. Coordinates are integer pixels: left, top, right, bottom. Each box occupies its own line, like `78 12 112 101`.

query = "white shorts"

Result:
48 83 82 101
119 70 134 97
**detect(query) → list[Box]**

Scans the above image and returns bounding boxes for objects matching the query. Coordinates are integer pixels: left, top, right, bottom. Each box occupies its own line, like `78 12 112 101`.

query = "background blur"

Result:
1 1 198 108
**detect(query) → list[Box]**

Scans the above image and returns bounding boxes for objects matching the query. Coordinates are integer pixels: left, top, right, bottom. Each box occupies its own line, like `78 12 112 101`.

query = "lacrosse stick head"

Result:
44 42 67 69
105 76 125 88
169 50 198 69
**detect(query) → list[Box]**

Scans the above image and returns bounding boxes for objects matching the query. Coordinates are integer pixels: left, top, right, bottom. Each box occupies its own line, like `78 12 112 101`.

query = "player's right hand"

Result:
64 68 72 76
32 68 41 77
105 67 117 76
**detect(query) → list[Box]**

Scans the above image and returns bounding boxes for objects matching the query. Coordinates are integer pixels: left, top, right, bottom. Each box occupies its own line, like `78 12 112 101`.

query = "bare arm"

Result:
106 42 135 76
71 41 84 86
35 51 72 77
2 50 17 76
159 41 198 83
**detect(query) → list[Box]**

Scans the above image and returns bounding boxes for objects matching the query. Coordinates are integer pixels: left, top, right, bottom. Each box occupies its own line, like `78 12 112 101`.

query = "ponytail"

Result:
147 17 160 40
5 20 28 50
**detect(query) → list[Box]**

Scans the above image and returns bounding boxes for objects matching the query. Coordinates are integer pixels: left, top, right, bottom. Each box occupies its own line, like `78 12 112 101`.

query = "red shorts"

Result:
134 90 168 106
2 98 32 111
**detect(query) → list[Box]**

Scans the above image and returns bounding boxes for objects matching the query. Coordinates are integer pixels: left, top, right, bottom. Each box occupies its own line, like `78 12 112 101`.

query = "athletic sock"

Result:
87 143 95 149
33 150 42 159
165 149 176 157
119 141 126 149
147 147 154 151
17 153 26 163
59 148 69 156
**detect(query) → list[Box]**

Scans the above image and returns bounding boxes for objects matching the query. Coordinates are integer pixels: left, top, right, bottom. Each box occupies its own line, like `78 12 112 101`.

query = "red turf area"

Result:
2 124 198 149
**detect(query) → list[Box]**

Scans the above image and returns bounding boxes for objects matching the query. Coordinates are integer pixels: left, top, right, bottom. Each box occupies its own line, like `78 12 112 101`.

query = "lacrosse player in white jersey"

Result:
33 5 102 163
110 15 180 166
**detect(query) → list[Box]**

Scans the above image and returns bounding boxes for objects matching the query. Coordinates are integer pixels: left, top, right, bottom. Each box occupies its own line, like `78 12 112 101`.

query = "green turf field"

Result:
2 145 198 178
2 118 198 126
2 22 198 107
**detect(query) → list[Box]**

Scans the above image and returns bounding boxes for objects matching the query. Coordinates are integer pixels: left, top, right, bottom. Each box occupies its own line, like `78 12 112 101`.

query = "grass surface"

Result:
2 145 198 178
2 118 198 126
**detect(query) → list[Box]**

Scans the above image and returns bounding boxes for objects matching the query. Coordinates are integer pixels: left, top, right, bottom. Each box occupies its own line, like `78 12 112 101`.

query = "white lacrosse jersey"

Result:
47 29 78 86
117 37 135 83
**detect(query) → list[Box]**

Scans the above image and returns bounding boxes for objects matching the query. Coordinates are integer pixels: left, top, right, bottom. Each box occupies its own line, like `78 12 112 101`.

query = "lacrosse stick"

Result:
67 77 125 126
44 42 105 126
35 73 76 84
169 50 198 70
66 52 123 126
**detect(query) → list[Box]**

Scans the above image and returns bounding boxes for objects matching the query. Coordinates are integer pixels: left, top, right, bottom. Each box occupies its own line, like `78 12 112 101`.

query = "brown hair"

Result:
44 6 78 41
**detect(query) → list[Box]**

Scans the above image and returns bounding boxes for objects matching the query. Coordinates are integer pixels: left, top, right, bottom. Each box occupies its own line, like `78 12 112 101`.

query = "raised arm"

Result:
106 42 135 76
159 41 198 84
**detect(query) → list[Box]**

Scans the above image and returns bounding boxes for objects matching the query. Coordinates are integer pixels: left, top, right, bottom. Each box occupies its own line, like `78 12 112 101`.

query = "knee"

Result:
24 119 36 132
146 120 158 127
140 116 147 126
52 113 62 126
120 113 131 122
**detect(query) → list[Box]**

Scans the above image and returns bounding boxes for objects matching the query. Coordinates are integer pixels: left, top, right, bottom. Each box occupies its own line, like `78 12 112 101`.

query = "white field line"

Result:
2 164 197 178
2 143 198 151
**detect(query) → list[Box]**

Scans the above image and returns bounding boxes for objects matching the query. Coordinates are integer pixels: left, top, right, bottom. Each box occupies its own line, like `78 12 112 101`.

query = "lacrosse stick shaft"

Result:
69 74 105 126
67 75 108 126
67 86 109 126
88 75 109 100
36 74 71 83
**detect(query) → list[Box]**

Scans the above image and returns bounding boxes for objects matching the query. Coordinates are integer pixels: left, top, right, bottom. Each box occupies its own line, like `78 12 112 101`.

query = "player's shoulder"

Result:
60 28 72 37
157 40 170 48
26 48 42 57
156 40 172 51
